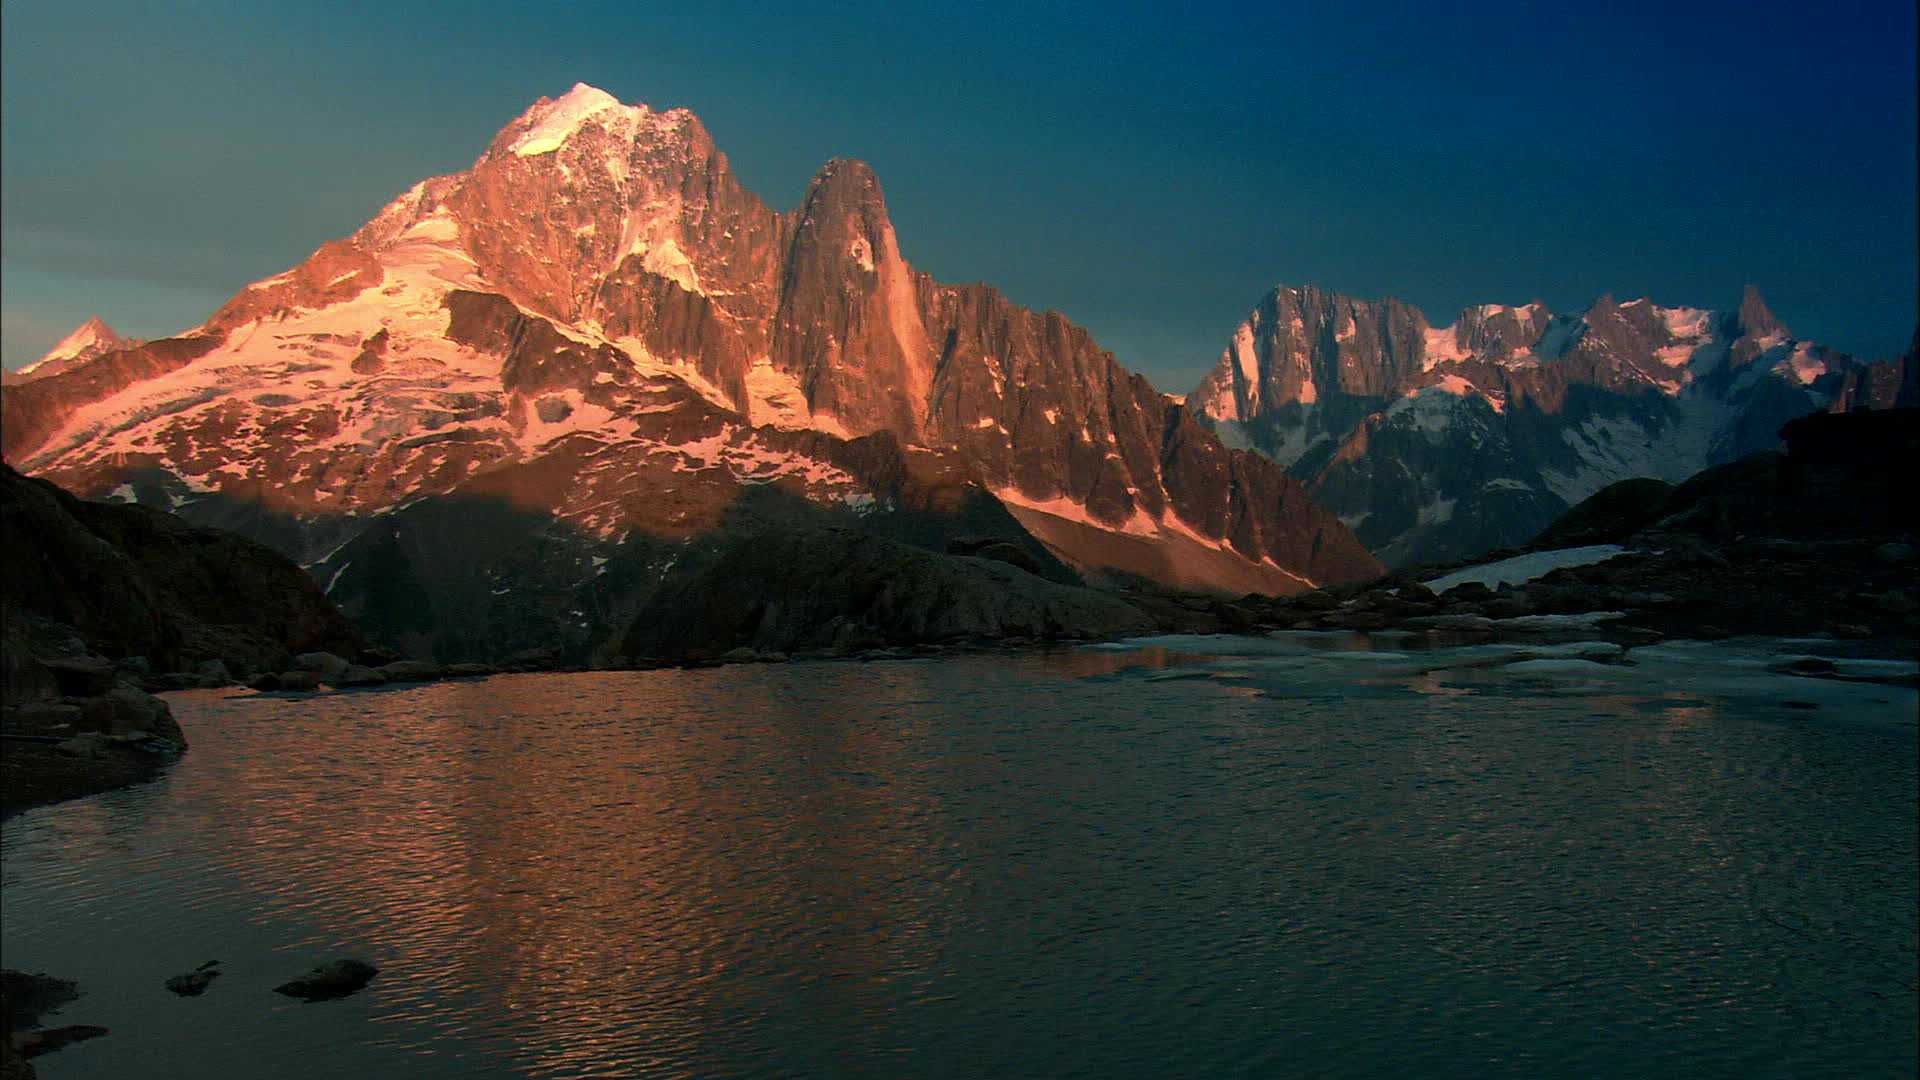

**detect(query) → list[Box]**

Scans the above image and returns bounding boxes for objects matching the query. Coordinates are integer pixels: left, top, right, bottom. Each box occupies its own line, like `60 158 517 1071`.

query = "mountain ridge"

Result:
1 84 1380 659
1187 282 1915 566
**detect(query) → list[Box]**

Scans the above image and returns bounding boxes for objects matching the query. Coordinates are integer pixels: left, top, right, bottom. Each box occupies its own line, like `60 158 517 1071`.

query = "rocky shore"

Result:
1 463 361 816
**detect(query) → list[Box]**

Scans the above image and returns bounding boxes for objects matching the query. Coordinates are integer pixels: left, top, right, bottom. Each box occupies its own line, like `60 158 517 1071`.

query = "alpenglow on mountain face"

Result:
0 84 1381 658
5 316 132 385
1187 284 1917 567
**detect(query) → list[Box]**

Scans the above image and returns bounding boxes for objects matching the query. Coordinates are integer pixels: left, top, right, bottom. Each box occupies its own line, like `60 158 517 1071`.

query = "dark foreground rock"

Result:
1 970 96 1077
0 464 363 677
619 524 1157 662
13 1027 108 1059
1 465 369 813
273 960 378 1002
1268 408 1919 653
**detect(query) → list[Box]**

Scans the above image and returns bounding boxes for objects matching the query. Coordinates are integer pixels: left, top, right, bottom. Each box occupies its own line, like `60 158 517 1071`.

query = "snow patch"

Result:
1421 325 1467 371
1423 545 1627 593
510 84 630 156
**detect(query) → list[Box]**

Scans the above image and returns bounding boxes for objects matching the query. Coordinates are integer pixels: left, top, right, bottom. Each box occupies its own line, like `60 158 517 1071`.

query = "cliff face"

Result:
1191 283 1916 567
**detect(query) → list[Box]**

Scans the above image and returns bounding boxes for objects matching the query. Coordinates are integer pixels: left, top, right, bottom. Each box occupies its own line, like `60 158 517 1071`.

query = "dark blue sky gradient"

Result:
4 1 1914 387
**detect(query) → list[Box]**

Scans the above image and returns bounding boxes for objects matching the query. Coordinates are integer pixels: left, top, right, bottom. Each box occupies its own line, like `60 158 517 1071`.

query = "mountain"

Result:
4 317 131 385
1188 283 1915 567
0 85 1379 660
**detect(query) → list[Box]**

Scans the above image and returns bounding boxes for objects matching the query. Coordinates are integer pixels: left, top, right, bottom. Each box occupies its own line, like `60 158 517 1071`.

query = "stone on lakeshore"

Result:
292 652 351 678
272 670 322 692
378 660 442 682
195 658 234 685
39 657 115 697
333 665 388 688
105 686 171 734
53 733 113 759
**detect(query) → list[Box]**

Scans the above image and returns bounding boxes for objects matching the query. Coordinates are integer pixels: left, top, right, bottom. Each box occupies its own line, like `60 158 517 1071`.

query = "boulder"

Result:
333 665 388 688
12 702 81 730
1289 591 1342 612
442 663 495 678
53 733 113 759
1438 580 1495 603
104 686 173 735
272 959 378 1002
292 652 351 678
378 660 442 682
39 657 115 697
272 670 322 692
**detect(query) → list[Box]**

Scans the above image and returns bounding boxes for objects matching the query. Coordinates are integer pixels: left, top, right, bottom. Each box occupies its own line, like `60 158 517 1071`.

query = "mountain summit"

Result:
1188 283 1913 565
0 86 1380 659
11 316 128 382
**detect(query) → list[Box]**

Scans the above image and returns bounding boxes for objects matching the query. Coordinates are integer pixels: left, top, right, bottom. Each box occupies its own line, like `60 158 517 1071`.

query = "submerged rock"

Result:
273 959 378 1002
163 962 222 997
14 1025 108 1058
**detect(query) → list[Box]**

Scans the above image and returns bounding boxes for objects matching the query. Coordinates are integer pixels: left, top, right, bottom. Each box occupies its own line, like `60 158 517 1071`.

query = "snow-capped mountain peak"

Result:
1188 282 1911 566
11 316 130 381
1 86 1381 620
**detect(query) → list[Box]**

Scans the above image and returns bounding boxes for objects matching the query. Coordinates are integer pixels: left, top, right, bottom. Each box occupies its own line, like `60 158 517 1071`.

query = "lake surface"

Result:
4 635 1916 1078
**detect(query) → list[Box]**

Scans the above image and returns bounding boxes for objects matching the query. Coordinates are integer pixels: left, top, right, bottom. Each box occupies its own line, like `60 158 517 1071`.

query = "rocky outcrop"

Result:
619 522 1156 662
1 467 372 813
1191 283 1914 567
1 970 92 1077
1529 478 1675 549
1 465 362 674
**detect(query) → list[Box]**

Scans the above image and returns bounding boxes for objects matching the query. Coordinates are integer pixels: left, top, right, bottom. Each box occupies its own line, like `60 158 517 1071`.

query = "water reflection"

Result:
1 648 1915 1079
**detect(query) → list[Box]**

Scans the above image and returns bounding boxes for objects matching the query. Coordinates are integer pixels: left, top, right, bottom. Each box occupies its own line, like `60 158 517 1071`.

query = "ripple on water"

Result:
1 648 1915 1079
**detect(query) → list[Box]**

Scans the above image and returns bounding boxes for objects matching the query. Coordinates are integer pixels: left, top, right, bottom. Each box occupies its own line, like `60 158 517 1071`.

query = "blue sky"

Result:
3 1 1915 388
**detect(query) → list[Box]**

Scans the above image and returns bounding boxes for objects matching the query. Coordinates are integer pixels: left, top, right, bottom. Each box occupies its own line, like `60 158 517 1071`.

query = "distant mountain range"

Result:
1 84 1380 660
5 84 1911 660
1188 286 1916 565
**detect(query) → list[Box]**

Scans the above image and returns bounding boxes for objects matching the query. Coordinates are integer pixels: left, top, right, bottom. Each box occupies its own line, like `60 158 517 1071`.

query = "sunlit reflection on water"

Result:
3 644 1915 1079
